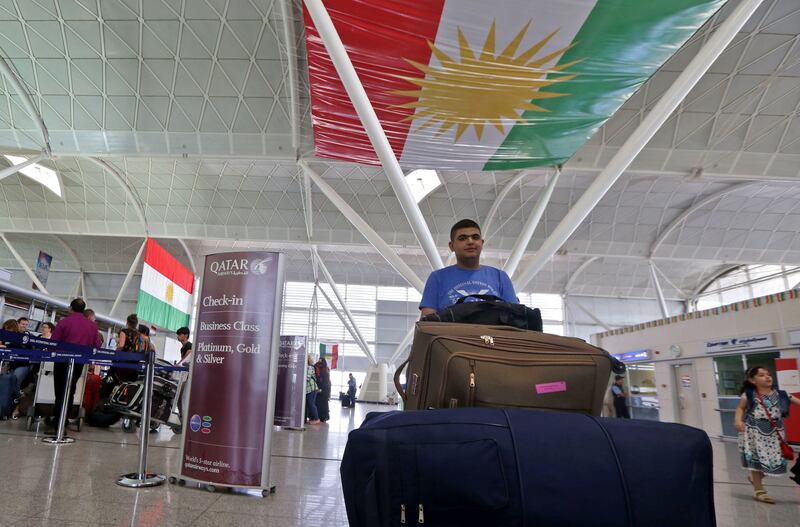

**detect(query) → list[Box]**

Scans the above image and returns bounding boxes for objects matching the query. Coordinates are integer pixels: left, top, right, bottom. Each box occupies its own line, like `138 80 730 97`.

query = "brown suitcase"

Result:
395 322 618 416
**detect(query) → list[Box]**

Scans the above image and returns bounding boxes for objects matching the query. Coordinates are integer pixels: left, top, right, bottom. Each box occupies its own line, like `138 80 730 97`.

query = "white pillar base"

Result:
358 363 399 405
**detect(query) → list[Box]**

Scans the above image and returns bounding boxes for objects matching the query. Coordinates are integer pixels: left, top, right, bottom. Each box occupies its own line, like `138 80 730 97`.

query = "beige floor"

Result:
0 402 798 526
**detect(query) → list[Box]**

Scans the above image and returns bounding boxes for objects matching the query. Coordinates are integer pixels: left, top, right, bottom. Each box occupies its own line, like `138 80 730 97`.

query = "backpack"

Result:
744 387 791 418
421 294 544 331
122 329 149 353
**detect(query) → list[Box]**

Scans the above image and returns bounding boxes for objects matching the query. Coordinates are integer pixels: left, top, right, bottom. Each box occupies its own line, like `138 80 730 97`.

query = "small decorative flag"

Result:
320 342 339 369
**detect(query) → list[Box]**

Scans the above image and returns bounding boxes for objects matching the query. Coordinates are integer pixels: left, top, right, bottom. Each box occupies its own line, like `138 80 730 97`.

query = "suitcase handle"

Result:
394 359 409 403
454 294 504 304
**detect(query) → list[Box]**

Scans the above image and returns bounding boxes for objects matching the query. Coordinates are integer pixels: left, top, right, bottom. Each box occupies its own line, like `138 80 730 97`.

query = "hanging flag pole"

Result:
303 0 443 272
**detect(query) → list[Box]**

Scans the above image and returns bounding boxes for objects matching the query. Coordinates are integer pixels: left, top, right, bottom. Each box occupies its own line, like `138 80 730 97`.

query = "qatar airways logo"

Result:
208 256 274 277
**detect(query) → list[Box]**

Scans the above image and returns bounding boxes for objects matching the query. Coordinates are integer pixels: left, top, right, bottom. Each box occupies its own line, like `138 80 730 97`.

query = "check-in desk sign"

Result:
705 333 774 353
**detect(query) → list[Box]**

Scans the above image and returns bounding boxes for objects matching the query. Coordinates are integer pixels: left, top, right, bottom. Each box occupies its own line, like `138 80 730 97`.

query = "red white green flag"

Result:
304 0 725 170
137 239 194 332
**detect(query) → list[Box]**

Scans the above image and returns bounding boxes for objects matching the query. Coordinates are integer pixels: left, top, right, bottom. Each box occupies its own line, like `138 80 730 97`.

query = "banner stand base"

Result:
42 436 75 445
169 475 277 498
276 426 305 432
117 472 166 488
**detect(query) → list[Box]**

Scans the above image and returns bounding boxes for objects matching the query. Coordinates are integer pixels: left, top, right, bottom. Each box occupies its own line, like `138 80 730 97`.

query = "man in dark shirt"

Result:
175 327 192 424
176 327 192 361
611 375 630 419
49 298 102 430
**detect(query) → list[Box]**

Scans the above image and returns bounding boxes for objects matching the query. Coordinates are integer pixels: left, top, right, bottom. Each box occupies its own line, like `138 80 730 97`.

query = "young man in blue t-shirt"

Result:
420 219 518 316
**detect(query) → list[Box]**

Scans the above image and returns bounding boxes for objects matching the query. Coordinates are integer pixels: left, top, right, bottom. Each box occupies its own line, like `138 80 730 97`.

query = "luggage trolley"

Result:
108 358 184 434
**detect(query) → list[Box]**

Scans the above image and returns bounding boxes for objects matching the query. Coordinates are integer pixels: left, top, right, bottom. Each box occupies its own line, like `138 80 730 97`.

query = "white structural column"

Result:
303 0 443 271
0 55 50 151
52 235 85 301
88 158 149 234
301 161 426 292
110 239 147 317
483 170 530 236
649 182 760 257
313 247 376 364
564 257 601 294
514 0 765 291
649 260 670 319
389 323 417 366
316 282 377 365
652 262 685 299
0 232 49 294
570 300 613 332
506 168 562 277
0 154 47 182
279 0 301 155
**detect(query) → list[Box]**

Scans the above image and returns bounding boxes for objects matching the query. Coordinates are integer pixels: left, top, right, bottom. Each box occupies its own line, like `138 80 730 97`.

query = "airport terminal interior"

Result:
1 0 800 525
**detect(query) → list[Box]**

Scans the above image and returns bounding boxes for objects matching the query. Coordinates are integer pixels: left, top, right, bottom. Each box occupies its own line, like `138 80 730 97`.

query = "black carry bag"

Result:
421 294 543 331
341 408 716 527
86 397 122 427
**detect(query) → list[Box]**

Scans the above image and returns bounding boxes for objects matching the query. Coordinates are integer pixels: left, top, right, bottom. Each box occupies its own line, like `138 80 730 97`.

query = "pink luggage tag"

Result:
535 381 567 395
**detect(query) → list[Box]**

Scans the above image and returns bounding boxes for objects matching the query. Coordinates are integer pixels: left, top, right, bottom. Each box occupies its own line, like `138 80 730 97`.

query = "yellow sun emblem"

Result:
394 21 580 141
166 282 174 304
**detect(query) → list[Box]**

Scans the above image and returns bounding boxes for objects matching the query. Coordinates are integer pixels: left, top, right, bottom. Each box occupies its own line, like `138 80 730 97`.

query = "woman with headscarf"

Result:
314 357 332 422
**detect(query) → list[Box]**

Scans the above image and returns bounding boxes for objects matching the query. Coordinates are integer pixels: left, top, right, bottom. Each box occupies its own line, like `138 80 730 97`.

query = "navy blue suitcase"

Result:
341 409 715 527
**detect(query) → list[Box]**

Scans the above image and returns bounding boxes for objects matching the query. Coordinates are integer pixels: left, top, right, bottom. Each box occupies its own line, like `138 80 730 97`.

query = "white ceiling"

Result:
1 0 800 303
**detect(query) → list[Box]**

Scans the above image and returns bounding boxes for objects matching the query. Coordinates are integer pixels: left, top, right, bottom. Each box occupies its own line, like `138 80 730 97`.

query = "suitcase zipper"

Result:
401 504 406 524
437 352 596 407
418 504 424 524
446 335 601 356
468 360 476 406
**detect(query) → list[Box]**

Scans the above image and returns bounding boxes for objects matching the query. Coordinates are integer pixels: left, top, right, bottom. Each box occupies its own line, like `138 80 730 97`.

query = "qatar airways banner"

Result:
274 335 307 429
180 252 284 489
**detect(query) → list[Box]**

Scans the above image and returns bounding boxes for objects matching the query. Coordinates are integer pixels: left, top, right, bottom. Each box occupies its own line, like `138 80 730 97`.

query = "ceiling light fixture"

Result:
404 169 441 203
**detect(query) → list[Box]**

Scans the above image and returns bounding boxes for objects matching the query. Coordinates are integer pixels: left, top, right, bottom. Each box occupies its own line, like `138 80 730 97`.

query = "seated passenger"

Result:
419 219 517 317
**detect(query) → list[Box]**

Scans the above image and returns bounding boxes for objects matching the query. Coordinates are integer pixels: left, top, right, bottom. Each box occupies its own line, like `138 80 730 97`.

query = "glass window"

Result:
714 355 745 397
626 363 658 421
693 264 800 311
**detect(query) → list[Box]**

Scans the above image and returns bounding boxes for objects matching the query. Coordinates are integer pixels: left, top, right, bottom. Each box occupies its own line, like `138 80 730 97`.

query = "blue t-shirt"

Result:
419 265 518 312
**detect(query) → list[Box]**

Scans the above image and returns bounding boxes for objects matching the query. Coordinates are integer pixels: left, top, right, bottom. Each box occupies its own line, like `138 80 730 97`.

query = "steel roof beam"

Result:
514 0 765 291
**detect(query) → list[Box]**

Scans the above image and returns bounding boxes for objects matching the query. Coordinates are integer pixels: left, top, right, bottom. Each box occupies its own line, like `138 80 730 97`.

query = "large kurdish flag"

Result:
304 0 726 170
137 239 194 332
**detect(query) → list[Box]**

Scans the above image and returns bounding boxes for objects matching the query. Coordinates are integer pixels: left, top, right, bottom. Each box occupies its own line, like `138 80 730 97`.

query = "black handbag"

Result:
421 294 543 331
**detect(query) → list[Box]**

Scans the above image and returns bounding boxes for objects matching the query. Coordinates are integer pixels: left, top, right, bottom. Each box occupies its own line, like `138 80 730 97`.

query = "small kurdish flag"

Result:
137 239 194 332
304 0 725 170
320 342 339 369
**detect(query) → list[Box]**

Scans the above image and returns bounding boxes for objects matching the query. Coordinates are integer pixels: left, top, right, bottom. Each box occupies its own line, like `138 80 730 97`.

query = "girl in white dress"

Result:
734 365 800 504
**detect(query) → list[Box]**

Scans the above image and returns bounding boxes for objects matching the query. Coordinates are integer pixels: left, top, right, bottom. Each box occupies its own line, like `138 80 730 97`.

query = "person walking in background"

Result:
611 375 630 419
306 355 321 425
176 327 192 362
314 357 331 422
347 373 357 408
735 365 800 504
